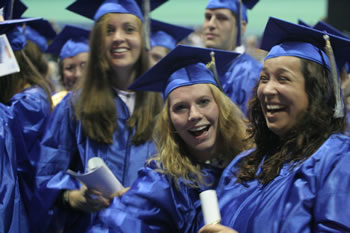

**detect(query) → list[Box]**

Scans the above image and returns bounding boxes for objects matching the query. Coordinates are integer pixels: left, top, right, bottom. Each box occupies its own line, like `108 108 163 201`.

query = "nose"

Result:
207 16 216 30
113 30 125 42
188 105 202 121
261 79 279 97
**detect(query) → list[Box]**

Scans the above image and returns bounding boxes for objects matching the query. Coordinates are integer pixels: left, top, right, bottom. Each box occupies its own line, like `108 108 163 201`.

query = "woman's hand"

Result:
198 223 238 233
66 186 111 213
110 187 130 198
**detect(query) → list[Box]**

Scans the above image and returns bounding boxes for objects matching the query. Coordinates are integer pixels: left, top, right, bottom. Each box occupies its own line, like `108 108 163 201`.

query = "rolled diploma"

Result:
200 189 221 224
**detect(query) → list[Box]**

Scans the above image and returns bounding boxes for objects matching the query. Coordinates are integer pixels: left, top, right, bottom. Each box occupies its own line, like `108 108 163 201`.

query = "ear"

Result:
241 20 247 37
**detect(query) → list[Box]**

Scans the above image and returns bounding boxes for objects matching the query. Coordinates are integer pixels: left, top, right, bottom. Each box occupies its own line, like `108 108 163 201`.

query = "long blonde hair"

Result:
152 84 250 187
74 13 162 144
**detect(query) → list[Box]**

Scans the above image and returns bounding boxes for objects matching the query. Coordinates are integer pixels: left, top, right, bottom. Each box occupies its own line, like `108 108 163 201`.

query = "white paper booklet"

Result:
0 34 20 77
67 157 124 197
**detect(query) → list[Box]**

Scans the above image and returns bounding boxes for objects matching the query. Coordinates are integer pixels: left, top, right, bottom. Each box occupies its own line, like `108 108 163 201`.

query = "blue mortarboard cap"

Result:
129 44 240 97
314 21 350 73
297 19 311 27
0 18 41 51
0 0 27 19
46 25 90 60
67 0 167 22
24 19 57 52
150 19 193 50
260 17 350 71
314 21 347 39
206 0 259 46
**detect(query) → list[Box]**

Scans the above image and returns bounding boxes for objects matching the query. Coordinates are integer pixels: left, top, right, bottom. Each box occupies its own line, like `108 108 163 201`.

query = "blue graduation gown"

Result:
221 53 262 116
211 134 350 232
0 107 29 233
0 86 51 233
32 92 157 233
89 160 224 233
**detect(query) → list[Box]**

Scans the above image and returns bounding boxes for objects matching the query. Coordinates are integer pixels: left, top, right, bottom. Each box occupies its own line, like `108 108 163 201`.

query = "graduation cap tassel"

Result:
323 34 344 118
143 0 151 50
206 51 224 92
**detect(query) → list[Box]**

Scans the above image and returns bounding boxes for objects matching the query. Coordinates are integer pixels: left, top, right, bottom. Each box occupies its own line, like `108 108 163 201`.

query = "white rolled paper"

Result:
200 189 221 224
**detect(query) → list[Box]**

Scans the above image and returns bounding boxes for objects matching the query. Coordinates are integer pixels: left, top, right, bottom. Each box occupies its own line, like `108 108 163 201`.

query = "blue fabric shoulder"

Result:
221 53 262 116
214 134 350 233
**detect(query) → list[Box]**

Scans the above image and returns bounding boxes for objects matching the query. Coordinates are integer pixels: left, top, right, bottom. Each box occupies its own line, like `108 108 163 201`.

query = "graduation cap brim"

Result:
260 17 350 69
25 18 57 40
242 0 259 9
151 19 193 46
0 17 42 34
46 25 90 57
298 19 311 27
129 44 239 93
66 0 168 20
1 0 27 19
314 21 347 39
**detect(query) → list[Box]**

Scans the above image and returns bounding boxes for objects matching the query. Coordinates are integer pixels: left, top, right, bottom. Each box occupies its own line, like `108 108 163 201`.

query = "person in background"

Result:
24 18 57 93
199 17 350 233
0 13 53 232
46 24 90 107
202 0 262 116
90 44 250 233
32 0 163 232
149 19 193 66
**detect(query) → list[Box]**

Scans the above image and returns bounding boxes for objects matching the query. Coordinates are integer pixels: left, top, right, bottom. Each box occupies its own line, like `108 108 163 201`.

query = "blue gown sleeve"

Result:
0 108 30 233
30 93 82 232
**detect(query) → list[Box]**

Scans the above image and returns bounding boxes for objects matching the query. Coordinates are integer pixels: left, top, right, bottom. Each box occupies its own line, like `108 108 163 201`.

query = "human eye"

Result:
278 75 290 83
64 65 75 72
198 97 211 107
217 14 228 21
204 13 212 21
259 74 269 83
125 24 137 33
106 25 115 35
172 103 188 113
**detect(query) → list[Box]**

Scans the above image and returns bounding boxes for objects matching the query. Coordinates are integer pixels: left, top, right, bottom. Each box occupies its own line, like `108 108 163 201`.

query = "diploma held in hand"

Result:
67 157 124 197
200 189 221 225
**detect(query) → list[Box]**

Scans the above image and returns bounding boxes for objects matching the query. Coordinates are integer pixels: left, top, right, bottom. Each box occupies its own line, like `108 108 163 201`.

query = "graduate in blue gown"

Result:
198 17 350 233
0 12 53 232
202 0 262 116
0 107 28 233
89 45 250 233
148 19 193 66
24 18 57 92
46 24 90 106
32 0 163 232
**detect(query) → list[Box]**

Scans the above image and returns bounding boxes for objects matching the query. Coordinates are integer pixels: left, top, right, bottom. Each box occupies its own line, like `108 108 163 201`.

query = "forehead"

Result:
168 84 213 104
205 8 235 17
264 56 302 72
106 13 141 26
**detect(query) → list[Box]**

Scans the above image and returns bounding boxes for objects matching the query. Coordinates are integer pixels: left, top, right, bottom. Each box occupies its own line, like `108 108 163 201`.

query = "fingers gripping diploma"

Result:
67 186 112 213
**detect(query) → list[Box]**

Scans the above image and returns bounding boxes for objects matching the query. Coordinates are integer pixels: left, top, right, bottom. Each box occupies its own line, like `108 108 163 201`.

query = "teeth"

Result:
112 48 127 53
189 125 207 132
266 105 282 110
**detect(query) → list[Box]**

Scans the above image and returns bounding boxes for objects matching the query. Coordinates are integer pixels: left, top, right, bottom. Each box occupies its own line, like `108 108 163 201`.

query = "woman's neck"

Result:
111 66 138 90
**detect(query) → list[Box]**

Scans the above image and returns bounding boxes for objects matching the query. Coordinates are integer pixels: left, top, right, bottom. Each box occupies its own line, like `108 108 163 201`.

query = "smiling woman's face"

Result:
168 84 219 161
257 56 309 137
